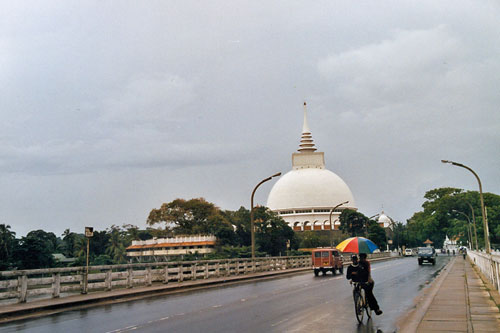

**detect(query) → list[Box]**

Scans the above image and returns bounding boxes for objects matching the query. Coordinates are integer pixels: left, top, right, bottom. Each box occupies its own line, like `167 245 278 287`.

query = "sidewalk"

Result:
415 256 500 332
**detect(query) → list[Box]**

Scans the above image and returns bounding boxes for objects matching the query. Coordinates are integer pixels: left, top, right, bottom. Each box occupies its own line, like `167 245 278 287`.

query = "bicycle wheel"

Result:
354 290 364 323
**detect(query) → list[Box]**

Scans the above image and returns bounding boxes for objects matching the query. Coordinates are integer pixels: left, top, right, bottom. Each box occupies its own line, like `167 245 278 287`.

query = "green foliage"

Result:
339 209 369 237
205 246 255 259
61 229 77 257
254 207 297 256
12 235 55 269
296 231 331 248
90 230 111 257
105 225 127 264
223 207 251 246
92 254 114 265
0 224 16 270
408 187 500 249
367 220 387 250
26 230 58 253
147 198 236 246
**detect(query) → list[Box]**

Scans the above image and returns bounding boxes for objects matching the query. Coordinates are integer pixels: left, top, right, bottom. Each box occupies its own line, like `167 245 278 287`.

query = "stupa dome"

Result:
378 213 391 224
267 168 355 210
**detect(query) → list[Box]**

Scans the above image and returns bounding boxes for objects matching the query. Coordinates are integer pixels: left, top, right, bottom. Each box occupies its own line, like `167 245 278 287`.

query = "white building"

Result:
443 235 459 252
267 103 357 231
126 235 216 262
377 211 394 229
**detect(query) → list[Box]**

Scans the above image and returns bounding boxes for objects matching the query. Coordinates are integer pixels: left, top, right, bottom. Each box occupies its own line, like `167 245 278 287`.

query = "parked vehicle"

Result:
312 248 344 276
404 248 413 257
417 247 436 265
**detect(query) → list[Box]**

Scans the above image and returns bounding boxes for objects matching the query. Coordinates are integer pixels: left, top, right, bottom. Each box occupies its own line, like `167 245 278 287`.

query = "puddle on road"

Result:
417 262 448 291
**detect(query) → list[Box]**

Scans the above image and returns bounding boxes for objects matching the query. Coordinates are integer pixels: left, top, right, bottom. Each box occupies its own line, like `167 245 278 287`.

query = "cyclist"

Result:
346 254 383 315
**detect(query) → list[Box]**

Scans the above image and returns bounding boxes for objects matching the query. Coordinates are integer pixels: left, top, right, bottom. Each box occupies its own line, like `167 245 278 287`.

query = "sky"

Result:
1 1 499 237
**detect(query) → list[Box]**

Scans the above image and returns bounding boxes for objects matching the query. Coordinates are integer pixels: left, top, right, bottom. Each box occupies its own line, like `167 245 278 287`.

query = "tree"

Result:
366 220 387 250
296 231 331 248
339 209 368 237
74 235 87 260
0 224 16 270
147 198 236 246
224 207 251 246
406 187 500 249
254 207 298 256
90 230 111 257
13 235 55 269
26 230 58 253
62 229 77 257
106 225 126 263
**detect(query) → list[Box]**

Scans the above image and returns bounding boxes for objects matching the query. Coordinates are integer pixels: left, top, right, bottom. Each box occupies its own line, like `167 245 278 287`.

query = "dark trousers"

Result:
362 281 380 311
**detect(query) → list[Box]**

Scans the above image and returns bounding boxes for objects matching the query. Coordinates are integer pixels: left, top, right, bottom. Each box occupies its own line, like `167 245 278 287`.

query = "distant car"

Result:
312 248 344 276
417 247 436 265
404 248 413 257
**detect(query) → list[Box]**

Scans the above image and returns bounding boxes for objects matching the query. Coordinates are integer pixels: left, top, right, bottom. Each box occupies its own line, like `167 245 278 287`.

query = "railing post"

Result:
192 264 196 281
105 269 112 291
163 265 169 284
215 262 220 277
146 266 152 286
52 272 61 298
204 263 209 279
18 274 28 303
179 264 184 282
127 267 134 288
80 269 86 294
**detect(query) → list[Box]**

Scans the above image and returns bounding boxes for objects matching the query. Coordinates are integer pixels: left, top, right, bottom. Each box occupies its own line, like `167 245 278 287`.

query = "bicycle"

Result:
351 281 371 323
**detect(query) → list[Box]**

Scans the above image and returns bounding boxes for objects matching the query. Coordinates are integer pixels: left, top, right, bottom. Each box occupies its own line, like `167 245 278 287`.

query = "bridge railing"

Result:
0 256 311 304
467 250 500 293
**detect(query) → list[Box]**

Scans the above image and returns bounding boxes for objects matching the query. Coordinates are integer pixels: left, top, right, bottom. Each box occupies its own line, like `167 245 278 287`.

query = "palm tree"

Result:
106 226 126 263
0 224 16 268
62 229 76 257
75 236 87 260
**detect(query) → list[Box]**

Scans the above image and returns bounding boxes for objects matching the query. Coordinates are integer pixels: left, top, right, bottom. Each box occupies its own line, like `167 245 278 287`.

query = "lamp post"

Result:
465 202 478 250
453 210 473 249
251 172 281 260
83 227 94 294
328 201 349 246
441 160 490 253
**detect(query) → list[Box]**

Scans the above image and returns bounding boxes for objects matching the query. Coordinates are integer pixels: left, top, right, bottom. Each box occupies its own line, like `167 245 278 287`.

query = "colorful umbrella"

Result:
336 237 378 254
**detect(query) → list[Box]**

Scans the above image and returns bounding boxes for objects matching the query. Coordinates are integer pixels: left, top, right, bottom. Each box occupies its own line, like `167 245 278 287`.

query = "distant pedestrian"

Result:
452 250 455 256
447 249 450 256
462 248 467 260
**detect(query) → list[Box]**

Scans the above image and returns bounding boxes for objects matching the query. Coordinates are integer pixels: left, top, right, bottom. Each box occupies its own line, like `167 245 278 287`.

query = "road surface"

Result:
1 255 452 333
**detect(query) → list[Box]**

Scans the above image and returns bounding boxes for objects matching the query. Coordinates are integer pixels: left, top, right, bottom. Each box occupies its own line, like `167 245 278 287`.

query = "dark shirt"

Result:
346 263 369 282
359 260 371 275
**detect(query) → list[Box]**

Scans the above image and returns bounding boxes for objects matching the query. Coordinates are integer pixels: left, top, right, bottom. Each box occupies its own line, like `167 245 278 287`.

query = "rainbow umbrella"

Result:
336 237 378 254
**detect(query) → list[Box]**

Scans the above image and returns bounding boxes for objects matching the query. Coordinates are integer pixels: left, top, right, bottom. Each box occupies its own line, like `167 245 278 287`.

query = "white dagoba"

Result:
377 211 393 229
267 103 357 231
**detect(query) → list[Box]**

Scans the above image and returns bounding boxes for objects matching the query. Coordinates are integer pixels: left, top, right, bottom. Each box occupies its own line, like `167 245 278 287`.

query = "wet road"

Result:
1 256 452 333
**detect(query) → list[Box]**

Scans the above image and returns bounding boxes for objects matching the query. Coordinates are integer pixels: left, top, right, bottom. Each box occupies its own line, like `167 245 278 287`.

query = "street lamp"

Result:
465 202 478 250
328 201 349 245
441 160 491 253
250 172 281 259
452 210 473 249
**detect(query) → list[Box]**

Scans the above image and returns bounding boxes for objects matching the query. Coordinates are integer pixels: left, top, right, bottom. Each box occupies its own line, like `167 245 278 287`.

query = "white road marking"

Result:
241 298 246 302
160 316 169 320
212 305 222 308
271 318 289 326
